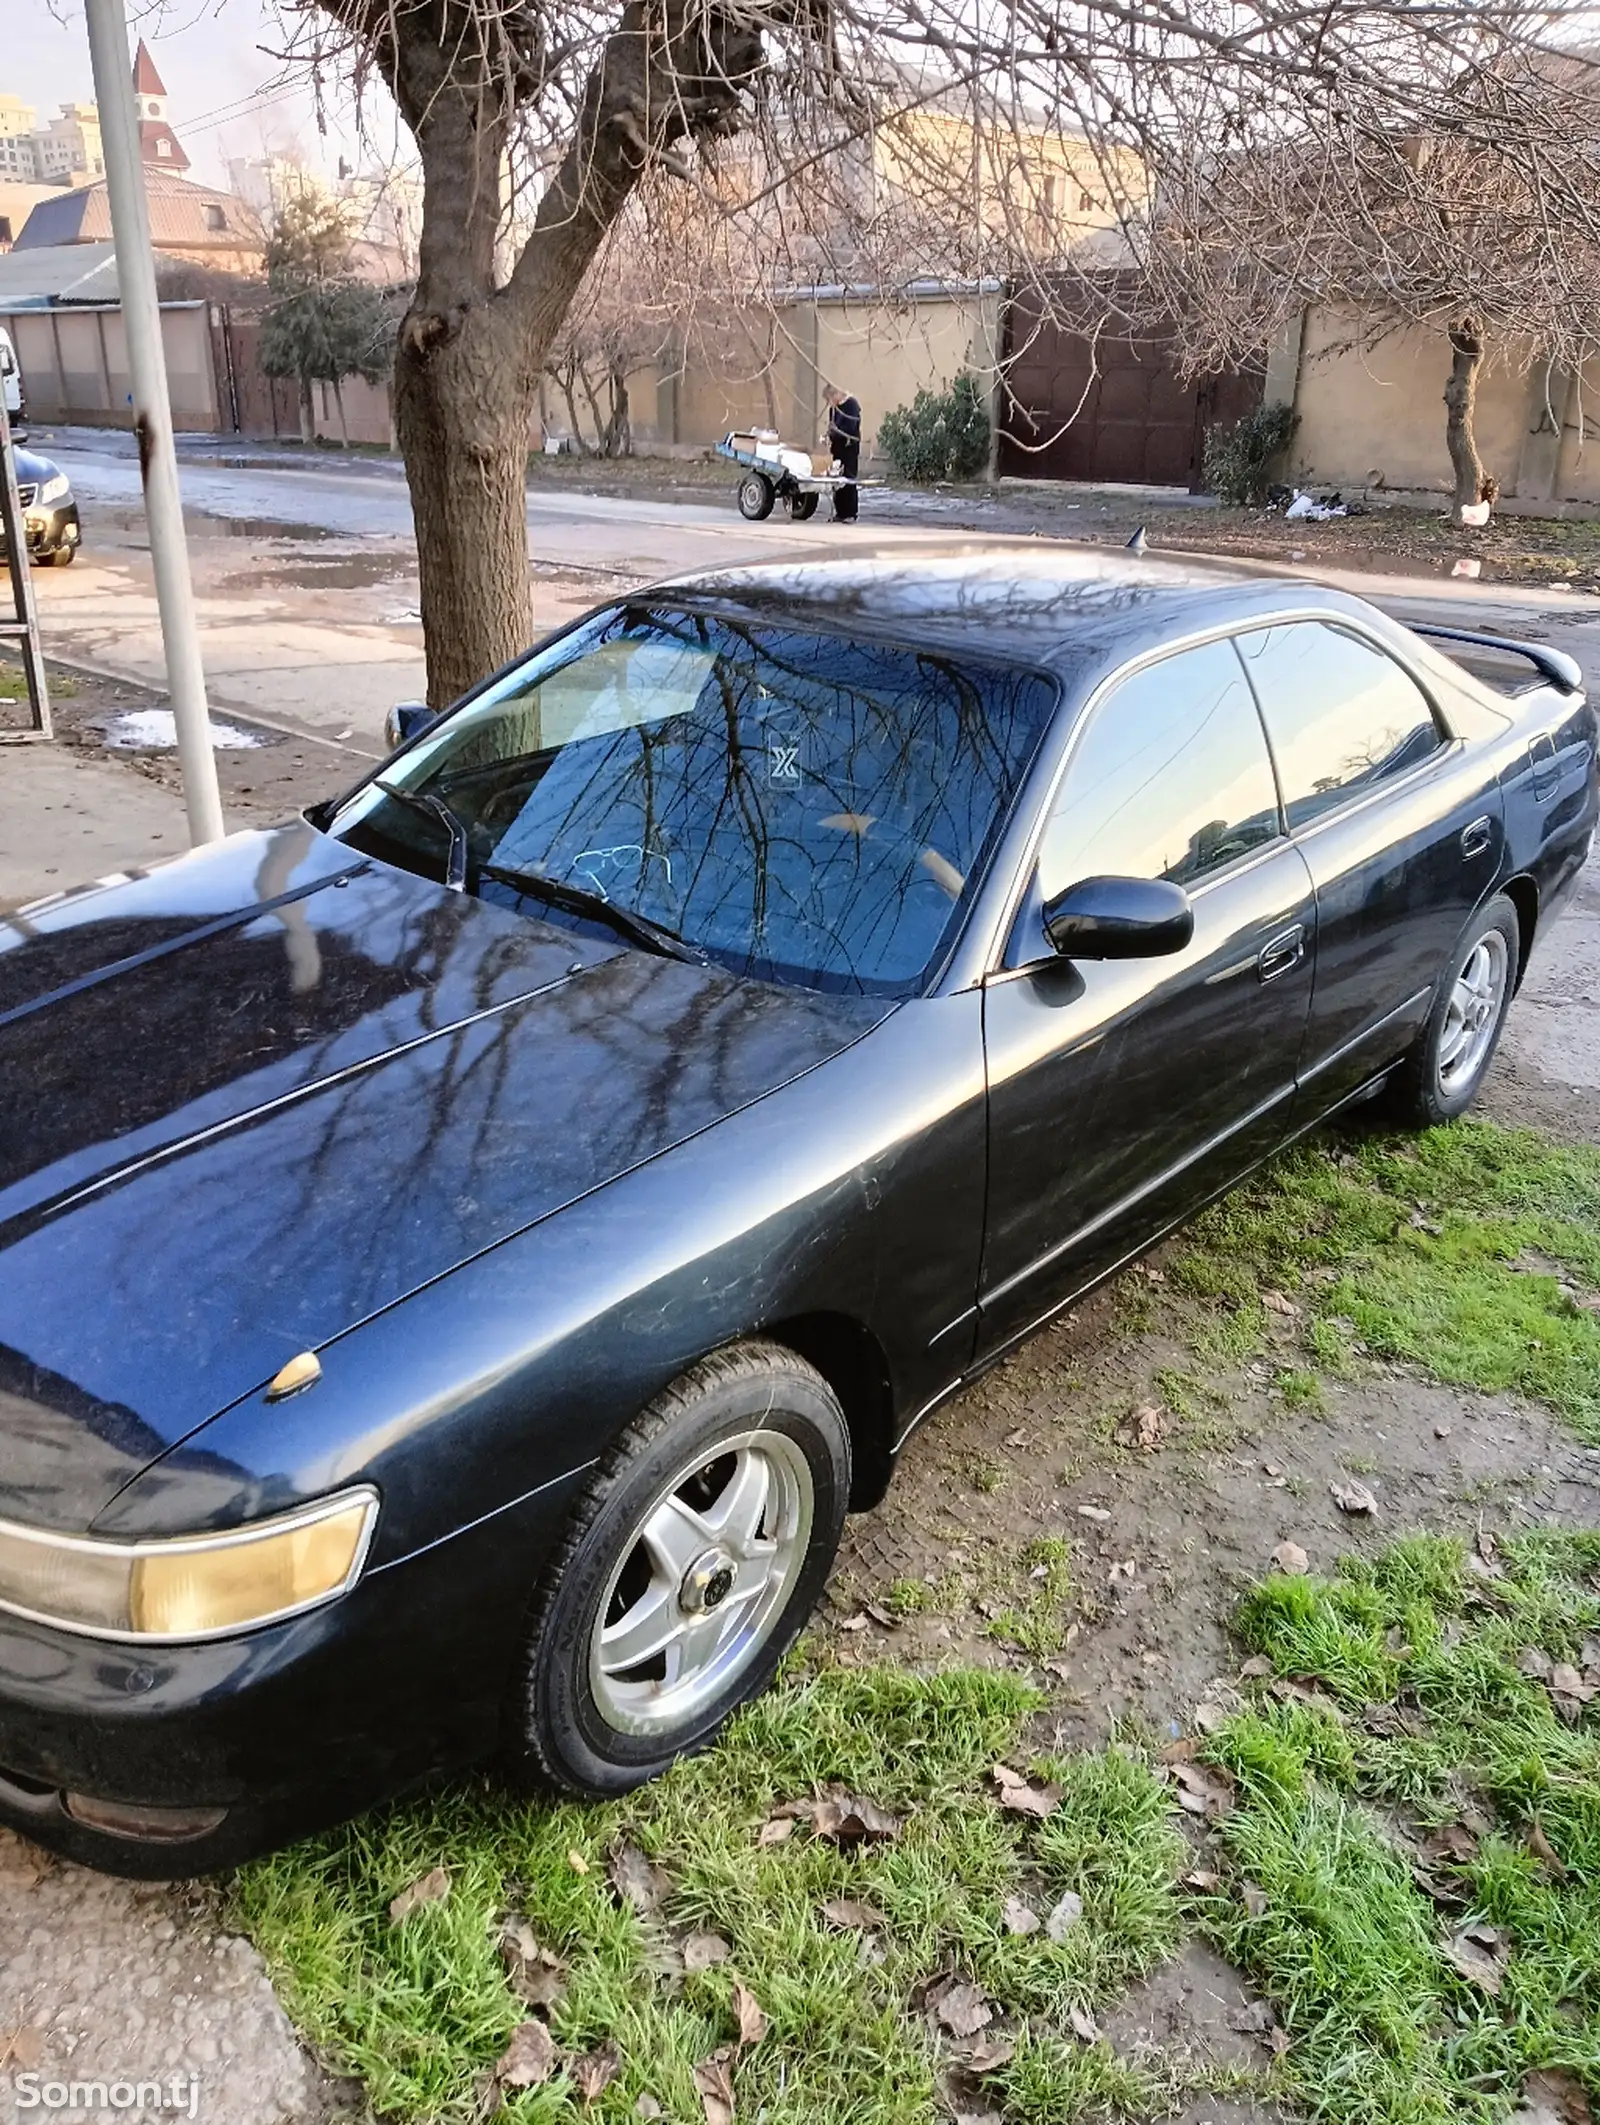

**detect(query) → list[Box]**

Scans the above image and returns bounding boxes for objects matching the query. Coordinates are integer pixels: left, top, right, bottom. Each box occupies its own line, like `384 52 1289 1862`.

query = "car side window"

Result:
1237 623 1443 831
1037 639 1282 896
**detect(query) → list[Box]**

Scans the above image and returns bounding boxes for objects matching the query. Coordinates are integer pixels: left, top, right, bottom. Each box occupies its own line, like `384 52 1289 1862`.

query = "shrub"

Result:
1202 400 1299 505
878 373 992 482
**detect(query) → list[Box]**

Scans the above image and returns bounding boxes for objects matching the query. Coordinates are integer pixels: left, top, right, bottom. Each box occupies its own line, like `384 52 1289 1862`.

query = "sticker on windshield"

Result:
766 732 802 785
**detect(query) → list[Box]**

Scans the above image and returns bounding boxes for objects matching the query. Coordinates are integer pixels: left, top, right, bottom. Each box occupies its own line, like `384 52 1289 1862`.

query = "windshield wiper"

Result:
373 779 469 891
478 864 707 965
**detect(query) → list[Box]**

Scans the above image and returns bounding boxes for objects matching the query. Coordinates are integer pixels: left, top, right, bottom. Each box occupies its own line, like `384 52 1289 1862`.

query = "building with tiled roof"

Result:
15 165 264 276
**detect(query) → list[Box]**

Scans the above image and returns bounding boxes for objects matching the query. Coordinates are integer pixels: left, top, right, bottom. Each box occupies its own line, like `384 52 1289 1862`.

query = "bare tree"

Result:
275 0 1599 699
1145 48 1600 510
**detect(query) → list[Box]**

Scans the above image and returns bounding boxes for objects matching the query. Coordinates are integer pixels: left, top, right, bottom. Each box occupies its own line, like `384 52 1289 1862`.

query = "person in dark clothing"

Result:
824 385 861 522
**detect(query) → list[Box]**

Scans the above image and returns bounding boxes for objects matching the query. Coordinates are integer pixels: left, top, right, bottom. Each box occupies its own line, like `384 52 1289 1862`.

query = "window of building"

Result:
1038 639 1282 893
1236 624 1443 830
204 203 226 230
157 137 171 157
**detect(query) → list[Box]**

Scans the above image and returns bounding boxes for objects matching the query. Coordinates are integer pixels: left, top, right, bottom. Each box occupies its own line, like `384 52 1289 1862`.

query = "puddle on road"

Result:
217 552 415 593
98 506 336 543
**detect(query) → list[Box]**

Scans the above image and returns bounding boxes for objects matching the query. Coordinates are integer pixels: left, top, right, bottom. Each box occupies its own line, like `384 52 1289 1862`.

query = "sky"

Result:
12 0 391 188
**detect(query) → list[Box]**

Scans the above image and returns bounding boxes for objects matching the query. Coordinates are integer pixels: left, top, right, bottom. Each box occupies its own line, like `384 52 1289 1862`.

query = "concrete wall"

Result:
1281 306 1600 511
624 288 1002 464
5 300 219 429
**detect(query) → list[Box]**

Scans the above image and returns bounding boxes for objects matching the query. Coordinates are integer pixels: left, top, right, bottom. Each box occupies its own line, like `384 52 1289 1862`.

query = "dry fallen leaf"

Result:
1272 1541 1310 1575
609 1842 671 1914
1330 1480 1378 1515
1263 1289 1300 1315
965 2037 1016 2073
1518 2068 1593 2125
757 1814 795 1846
571 2045 620 2105
1170 1761 1234 1820
733 1982 769 2049
1184 1869 1224 1893
1241 1882 1270 1918
495 2019 556 2090
1424 1822 1479 1866
499 1918 566 2008
1068 2005 1100 2043
1527 1819 1567 1879
389 1865 451 1923
1045 1889 1084 1942
1239 1654 1275 1678
991 1763 1061 1818
693 2048 736 2125
1442 1929 1506 1995
1518 1646 1554 1681
683 1931 732 1971
928 1976 993 2038
811 1792 901 1845
1076 1505 1112 1523
821 1898 886 1932
635 2096 664 2121
1115 1404 1169 1451
1193 1699 1230 1735
567 1848 590 1874
1001 1897 1041 1936
838 1613 870 1632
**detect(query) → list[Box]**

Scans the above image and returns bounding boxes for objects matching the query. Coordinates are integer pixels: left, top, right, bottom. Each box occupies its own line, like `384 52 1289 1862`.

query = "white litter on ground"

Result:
102 709 267 751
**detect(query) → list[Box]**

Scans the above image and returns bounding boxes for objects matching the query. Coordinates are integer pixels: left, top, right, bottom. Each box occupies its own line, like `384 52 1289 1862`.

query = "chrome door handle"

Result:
1460 815 1493 859
1258 923 1306 982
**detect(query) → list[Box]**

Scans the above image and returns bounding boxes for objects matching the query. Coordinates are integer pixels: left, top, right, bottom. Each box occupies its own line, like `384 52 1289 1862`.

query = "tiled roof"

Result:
15 170 263 252
138 119 190 171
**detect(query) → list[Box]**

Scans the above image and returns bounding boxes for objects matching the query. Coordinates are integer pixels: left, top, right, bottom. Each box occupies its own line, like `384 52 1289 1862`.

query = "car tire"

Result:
39 546 74 567
505 1341 851 1798
1387 893 1520 1127
737 473 776 521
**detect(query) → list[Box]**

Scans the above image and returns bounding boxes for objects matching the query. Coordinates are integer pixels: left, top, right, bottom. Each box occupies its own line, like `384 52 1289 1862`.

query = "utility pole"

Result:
84 0 224 845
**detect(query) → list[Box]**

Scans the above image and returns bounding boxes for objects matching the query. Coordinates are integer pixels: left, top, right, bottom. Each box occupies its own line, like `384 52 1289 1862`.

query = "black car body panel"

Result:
0 547 1593 1873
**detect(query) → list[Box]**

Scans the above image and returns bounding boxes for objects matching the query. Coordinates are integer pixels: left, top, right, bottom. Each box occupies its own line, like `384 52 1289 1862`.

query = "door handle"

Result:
1459 815 1494 860
1257 923 1306 982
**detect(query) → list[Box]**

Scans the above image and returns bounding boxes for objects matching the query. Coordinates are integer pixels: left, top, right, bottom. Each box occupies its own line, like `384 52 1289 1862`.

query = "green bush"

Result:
878 373 992 482
1201 400 1299 505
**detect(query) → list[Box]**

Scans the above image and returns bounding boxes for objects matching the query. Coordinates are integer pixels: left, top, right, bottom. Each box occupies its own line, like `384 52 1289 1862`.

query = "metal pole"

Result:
83 0 224 844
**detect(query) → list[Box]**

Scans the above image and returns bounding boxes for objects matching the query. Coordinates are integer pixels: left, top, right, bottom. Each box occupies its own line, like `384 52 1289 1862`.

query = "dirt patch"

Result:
0 656 360 831
1102 1940 1269 2069
831 1255 1593 1755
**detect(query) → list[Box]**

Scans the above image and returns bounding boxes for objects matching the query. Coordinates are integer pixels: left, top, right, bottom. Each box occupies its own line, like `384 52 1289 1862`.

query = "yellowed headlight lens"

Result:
130 1499 373 1636
0 1492 377 1640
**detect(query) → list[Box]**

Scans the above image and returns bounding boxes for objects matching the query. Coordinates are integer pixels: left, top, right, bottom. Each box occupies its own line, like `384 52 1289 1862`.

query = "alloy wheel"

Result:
1437 928 1509 1097
588 1429 814 1735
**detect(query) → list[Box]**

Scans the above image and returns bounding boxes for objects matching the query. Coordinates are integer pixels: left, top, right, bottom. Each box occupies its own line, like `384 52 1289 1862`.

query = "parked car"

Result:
0 549 1593 1876
0 445 80 567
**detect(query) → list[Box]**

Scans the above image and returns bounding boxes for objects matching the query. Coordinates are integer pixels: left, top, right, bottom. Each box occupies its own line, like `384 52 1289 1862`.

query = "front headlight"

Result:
0 1489 378 1642
38 472 70 505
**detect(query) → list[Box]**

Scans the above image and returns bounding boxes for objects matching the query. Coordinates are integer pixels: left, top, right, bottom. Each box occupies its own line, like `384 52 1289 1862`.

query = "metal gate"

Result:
999 284 1264 491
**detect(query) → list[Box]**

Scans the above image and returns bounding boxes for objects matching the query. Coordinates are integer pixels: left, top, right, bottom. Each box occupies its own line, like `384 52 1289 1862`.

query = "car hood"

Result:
13 449 61 489
0 824 890 1531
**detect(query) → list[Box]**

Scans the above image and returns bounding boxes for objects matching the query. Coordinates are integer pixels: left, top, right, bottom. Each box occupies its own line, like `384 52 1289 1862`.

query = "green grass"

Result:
237 1665 1194 2123
1196 1532 1600 2125
1172 1121 1600 1438
0 661 76 701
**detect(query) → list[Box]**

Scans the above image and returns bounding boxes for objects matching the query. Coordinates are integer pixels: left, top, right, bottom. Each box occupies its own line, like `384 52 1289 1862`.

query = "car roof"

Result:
655 542 1374 674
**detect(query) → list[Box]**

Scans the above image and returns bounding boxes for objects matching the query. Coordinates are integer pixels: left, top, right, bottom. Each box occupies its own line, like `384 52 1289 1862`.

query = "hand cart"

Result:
716 430 871 522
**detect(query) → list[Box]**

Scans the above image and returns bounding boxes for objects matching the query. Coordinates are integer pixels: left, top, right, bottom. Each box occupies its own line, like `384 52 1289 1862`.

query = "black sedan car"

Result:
0 549 1593 1875
0 445 80 566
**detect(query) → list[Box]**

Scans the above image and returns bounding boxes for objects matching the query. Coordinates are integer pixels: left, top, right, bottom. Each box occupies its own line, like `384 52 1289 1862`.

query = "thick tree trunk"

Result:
297 377 315 447
332 376 350 449
1444 319 1487 510
383 0 763 705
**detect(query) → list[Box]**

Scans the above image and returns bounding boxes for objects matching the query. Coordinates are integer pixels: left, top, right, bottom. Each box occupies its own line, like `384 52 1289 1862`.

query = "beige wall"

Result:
1283 306 1600 510
4 302 220 429
629 288 1001 464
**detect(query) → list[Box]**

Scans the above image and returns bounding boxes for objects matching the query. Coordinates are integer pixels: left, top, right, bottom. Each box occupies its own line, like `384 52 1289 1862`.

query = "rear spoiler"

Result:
1410 623 1583 696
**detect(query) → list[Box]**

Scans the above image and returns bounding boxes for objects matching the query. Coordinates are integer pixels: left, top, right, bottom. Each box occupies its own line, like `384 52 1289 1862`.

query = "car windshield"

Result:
327 607 1056 995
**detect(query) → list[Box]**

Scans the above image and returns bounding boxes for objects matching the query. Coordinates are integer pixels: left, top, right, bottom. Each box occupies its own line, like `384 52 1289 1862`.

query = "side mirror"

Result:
385 701 438 752
1042 875 1194 960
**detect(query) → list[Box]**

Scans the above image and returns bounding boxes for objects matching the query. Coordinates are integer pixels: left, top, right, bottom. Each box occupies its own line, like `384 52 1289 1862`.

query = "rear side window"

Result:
1038 639 1281 893
1238 624 1442 830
